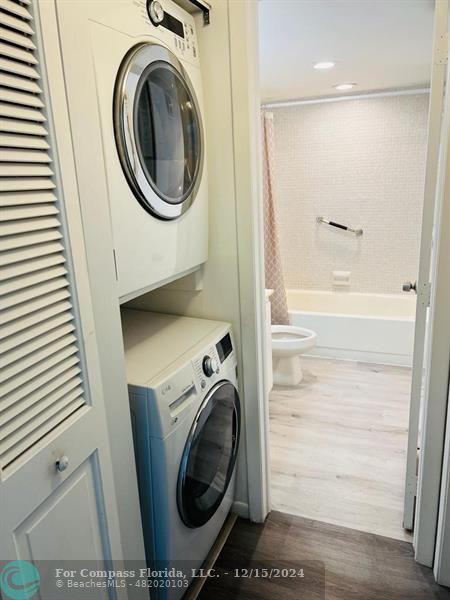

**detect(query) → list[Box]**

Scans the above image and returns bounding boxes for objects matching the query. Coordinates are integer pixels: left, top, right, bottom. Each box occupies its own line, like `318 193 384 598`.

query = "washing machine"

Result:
121 309 241 599
87 0 208 302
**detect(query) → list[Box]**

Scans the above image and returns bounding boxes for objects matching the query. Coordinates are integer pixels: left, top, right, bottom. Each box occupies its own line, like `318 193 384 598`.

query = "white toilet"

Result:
271 325 317 386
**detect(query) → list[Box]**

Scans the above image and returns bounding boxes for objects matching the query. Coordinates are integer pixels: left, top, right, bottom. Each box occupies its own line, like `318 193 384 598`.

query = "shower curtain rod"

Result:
261 87 430 109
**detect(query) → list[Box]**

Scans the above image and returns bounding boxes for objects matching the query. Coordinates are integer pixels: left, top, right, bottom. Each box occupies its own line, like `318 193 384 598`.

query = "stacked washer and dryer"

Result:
90 0 241 597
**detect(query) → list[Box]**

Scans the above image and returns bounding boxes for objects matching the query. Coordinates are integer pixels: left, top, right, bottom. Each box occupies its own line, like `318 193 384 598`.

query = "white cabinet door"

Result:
0 1 126 595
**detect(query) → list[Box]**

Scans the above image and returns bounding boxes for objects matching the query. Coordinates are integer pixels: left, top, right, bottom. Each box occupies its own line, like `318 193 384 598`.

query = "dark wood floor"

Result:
198 511 450 600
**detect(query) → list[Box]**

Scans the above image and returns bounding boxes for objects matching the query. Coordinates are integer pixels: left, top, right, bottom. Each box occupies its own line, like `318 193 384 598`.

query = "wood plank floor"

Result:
198 512 450 600
269 357 412 541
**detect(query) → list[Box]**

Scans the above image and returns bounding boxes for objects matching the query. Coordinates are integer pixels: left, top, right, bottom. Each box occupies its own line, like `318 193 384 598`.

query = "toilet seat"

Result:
271 325 317 356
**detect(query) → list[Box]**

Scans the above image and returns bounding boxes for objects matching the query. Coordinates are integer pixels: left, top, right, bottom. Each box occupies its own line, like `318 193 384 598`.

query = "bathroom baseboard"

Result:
305 347 412 368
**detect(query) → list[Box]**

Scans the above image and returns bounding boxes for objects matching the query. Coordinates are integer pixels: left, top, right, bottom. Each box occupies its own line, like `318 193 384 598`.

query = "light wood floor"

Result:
269 356 412 541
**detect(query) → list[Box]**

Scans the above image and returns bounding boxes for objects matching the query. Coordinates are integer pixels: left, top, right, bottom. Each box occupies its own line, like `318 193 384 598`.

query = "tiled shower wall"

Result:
271 93 428 294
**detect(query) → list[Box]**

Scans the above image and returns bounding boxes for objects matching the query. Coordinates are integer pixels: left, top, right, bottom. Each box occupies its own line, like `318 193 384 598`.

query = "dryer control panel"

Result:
134 0 199 65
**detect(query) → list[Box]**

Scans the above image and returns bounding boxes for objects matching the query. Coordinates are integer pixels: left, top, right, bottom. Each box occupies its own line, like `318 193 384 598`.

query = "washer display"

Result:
114 43 204 220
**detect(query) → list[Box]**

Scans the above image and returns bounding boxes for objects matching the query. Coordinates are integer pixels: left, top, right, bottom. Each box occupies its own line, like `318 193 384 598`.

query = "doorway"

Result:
257 0 437 543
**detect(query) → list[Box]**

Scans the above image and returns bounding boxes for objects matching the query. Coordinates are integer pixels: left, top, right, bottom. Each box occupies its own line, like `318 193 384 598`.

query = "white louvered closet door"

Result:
0 0 126 582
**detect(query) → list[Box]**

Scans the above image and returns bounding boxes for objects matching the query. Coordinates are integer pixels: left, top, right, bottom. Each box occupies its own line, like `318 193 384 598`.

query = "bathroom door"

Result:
403 0 449 553
0 0 126 592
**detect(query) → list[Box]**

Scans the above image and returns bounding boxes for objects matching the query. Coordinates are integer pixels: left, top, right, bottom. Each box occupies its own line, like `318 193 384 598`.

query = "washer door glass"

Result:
135 61 201 205
177 381 241 528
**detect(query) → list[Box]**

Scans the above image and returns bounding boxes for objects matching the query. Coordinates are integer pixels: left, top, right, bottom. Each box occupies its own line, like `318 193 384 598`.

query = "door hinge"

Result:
113 249 118 281
418 281 432 307
436 32 449 65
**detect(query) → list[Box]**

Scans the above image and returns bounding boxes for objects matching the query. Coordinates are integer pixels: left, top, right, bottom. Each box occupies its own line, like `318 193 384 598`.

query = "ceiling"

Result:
258 0 434 103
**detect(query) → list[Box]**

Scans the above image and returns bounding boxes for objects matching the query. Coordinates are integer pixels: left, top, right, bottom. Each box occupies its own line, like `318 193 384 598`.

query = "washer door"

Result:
114 43 204 220
177 381 241 528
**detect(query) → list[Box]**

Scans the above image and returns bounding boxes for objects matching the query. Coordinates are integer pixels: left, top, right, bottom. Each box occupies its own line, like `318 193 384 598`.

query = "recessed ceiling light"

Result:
334 83 356 91
313 61 335 70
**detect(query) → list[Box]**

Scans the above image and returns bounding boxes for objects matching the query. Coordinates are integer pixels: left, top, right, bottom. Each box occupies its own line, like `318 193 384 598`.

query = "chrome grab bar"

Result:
316 216 363 236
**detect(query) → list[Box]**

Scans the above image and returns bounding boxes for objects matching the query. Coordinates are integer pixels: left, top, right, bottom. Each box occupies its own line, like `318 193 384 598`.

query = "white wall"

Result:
270 92 429 294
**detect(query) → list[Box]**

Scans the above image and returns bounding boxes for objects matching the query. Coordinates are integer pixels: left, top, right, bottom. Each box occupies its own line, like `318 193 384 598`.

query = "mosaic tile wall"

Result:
271 93 429 294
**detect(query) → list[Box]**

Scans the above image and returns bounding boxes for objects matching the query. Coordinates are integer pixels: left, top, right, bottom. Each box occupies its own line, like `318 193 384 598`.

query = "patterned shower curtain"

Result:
261 110 289 325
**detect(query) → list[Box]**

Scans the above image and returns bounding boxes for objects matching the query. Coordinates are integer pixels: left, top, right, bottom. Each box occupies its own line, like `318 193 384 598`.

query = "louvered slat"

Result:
2 322 76 370
0 265 67 296
0 149 51 163
2 383 82 439
1 332 77 383
1 203 57 221
0 25 35 49
1 215 60 237
0 240 64 266
0 312 74 356
0 228 61 251
1 288 71 325
1 274 69 309
0 262 67 296
0 177 53 192
2 300 73 339
0 72 41 93
0 356 80 413
0 134 49 150
0 343 78 398
0 0 32 20
1 400 86 469
0 57 39 79
0 41 37 64
0 88 44 108
0 190 55 206
0 8 33 34
0 102 45 122
1 381 83 444
0 164 52 178
0 120 47 136
0 0 87 471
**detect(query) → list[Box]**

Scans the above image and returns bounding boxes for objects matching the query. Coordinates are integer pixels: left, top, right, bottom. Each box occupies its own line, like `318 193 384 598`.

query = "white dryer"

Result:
121 309 240 599
87 0 208 302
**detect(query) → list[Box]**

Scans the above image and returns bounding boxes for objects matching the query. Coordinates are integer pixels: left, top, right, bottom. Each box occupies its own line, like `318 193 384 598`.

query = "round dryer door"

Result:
114 43 204 220
177 381 241 528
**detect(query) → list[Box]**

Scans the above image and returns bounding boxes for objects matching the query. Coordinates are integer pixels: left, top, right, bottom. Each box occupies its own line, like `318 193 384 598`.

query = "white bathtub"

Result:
287 289 416 367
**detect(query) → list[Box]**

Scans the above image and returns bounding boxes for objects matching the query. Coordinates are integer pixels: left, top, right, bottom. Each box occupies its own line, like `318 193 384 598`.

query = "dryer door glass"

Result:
177 381 241 528
135 62 201 205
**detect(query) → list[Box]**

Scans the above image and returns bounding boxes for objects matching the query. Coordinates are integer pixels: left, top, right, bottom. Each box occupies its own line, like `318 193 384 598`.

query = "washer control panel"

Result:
192 344 220 390
192 330 235 389
202 355 219 377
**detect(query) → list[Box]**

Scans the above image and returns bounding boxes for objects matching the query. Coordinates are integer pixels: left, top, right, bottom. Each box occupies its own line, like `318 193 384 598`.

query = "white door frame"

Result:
246 1 450 566
228 0 271 523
